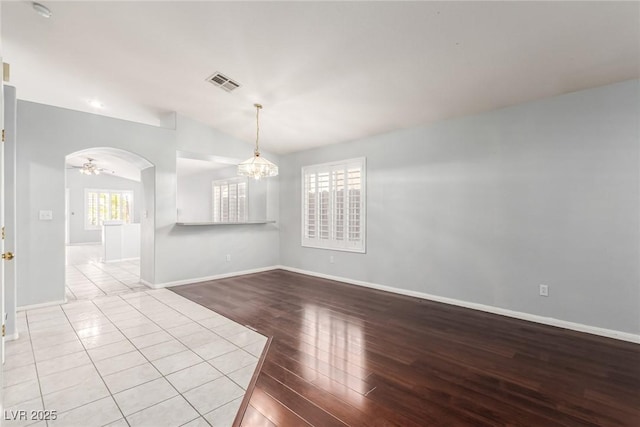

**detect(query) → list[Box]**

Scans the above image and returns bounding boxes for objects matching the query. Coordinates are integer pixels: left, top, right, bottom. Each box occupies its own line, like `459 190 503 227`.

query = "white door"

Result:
0 66 4 366
0 26 6 420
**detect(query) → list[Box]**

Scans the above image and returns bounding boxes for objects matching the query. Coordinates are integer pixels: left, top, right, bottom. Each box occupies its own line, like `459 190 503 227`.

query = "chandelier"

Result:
79 158 101 175
237 103 278 180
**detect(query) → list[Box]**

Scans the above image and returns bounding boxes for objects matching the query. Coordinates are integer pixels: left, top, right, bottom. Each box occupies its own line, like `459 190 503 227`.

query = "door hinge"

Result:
2 324 5 337
2 129 4 142
2 226 5 240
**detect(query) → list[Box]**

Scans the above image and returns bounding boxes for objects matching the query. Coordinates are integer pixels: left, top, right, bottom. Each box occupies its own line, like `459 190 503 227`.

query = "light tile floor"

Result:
4 289 267 427
65 245 145 301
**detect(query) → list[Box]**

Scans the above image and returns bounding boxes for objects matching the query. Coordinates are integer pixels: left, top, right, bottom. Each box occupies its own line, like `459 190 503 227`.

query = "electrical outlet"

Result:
226 254 231 262
329 255 335 264
39 210 53 220
539 284 549 297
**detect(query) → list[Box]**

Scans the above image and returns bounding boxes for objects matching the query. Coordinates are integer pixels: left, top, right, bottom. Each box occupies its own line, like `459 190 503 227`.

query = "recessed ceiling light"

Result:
88 100 104 109
32 2 52 19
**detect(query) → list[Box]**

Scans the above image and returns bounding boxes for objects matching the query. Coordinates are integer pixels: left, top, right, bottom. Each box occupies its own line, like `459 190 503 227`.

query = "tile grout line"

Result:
91 261 141 289
145 291 267 361
59 301 132 427
89 292 221 425
66 257 143 301
142 291 264 413
113 290 258 424
73 264 108 299
134 291 260 419
24 310 51 427
64 270 79 301
143 291 266 392
10 288 262 427
95 293 203 418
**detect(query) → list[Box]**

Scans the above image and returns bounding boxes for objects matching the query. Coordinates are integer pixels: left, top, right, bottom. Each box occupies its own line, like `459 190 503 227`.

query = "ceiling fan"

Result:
66 158 114 175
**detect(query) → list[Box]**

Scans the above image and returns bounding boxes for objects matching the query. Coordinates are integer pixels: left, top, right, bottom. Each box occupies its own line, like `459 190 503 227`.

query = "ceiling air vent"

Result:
206 72 241 92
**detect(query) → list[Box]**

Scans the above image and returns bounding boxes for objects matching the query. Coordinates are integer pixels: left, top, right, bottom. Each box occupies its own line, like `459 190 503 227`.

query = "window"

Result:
212 177 248 222
302 158 366 252
85 189 133 230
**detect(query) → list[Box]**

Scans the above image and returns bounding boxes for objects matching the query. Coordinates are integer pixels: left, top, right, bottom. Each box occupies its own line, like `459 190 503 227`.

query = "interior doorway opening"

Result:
64 147 154 300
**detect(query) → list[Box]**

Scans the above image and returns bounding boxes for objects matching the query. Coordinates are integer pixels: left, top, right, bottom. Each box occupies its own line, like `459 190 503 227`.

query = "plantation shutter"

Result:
302 158 365 252
87 191 99 227
212 177 248 222
85 189 134 230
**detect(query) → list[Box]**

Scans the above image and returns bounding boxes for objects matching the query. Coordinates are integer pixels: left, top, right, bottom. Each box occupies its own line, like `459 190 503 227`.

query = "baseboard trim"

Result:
5 332 19 341
104 257 140 264
276 265 640 344
144 266 280 289
17 299 67 312
139 280 155 289
66 242 101 246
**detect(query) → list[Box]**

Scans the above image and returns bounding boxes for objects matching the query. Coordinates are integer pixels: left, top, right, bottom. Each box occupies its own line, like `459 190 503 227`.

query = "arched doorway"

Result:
64 147 155 300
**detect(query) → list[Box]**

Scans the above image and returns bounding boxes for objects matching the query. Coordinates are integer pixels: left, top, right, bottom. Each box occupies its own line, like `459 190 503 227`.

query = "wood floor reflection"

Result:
172 270 640 426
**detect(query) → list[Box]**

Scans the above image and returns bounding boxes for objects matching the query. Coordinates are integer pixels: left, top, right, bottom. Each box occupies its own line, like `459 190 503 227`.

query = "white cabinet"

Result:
103 221 140 262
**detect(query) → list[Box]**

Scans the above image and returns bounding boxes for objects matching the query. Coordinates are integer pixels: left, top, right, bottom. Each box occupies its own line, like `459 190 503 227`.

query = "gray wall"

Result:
177 166 235 222
162 116 279 283
279 80 640 335
66 171 142 244
14 80 638 336
16 103 173 305
16 104 279 306
177 165 269 223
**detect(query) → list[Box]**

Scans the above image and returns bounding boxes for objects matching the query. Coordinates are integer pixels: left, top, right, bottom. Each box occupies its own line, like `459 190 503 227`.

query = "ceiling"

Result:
66 148 154 181
176 157 235 177
3 1 639 154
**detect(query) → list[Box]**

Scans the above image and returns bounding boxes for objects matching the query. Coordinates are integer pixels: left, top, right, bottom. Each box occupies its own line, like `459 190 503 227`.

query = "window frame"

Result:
84 188 134 230
301 157 366 253
211 176 249 223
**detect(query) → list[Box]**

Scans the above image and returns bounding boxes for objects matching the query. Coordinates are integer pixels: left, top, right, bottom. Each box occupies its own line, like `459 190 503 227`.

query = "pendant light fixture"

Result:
237 103 278 180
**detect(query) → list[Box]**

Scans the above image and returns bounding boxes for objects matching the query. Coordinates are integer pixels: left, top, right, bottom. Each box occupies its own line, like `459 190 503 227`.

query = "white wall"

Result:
15 103 279 306
140 167 155 284
66 172 142 244
279 80 640 336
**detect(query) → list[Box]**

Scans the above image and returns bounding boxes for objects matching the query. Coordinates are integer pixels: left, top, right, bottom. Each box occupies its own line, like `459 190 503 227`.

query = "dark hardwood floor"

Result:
171 270 640 427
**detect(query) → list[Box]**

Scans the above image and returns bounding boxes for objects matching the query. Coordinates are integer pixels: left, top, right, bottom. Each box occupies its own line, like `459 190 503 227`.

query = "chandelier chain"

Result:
255 104 261 156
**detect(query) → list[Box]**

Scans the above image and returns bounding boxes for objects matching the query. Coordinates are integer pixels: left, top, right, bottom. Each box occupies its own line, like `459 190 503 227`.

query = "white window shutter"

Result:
85 189 134 231
211 177 249 223
302 158 365 253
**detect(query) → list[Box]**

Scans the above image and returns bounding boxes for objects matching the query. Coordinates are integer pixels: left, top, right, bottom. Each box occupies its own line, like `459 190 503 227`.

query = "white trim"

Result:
17 299 67 312
142 266 279 289
5 332 19 341
275 265 640 344
138 279 155 289
105 257 140 264
66 242 101 246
